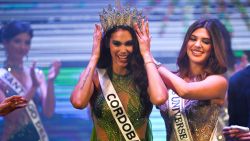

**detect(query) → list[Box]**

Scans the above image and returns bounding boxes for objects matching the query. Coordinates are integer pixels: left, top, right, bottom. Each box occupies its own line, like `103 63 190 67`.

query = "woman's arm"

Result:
144 54 168 105
70 58 98 109
158 66 227 101
24 62 40 101
134 20 168 105
71 24 102 109
38 61 61 117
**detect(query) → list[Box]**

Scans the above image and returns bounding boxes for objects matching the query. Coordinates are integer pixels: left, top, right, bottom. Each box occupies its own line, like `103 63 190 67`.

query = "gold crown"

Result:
99 1 145 32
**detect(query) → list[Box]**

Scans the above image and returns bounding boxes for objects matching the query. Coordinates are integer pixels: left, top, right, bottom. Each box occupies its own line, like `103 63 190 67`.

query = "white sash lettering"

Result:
97 69 140 141
168 89 193 141
0 68 49 141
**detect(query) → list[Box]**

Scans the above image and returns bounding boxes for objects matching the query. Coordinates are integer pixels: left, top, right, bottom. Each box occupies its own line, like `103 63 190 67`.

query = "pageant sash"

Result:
210 120 219 141
0 68 49 141
168 89 193 141
97 69 141 141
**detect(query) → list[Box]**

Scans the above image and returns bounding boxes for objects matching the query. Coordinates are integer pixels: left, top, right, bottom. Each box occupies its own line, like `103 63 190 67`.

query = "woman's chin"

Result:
118 62 128 68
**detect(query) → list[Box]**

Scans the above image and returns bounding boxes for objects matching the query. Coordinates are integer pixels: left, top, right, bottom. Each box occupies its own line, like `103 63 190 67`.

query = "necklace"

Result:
3 61 24 72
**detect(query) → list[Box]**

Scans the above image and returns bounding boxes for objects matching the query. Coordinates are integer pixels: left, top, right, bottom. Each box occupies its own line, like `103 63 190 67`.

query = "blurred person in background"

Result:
0 20 61 141
223 54 250 141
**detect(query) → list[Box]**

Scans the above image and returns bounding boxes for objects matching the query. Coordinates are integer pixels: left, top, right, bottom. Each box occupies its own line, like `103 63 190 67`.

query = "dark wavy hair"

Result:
97 25 152 117
214 20 235 70
0 20 33 43
177 18 228 78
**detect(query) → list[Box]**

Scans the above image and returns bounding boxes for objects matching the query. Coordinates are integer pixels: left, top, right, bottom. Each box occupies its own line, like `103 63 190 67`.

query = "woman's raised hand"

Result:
48 60 61 81
134 19 151 57
91 24 102 60
30 62 40 87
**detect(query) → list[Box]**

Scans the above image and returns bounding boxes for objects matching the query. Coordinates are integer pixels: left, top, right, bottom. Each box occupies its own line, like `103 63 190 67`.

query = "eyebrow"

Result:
112 40 132 43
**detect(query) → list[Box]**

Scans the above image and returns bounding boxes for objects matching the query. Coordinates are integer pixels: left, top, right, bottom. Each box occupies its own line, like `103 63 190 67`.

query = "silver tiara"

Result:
99 1 145 32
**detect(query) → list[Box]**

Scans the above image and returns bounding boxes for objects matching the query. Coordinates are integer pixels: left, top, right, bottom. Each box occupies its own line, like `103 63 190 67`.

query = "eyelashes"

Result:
112 41 121 46
189 36 211 45
125 41 133 46
202 39 211 45
112 40 133 47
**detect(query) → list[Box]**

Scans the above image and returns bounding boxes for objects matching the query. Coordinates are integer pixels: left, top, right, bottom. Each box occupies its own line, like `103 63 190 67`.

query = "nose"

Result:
194 40 202 48
21 42 30 48
20 42 30 52
120 45 127 53
20 43 26 49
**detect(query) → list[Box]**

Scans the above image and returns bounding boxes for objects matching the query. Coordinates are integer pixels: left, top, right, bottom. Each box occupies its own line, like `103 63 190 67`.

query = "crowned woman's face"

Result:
109 29 133 73
4 33 31 60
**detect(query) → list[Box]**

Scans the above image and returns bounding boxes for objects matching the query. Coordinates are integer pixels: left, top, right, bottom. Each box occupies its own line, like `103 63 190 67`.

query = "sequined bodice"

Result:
165 100 220 141
91 71 149 140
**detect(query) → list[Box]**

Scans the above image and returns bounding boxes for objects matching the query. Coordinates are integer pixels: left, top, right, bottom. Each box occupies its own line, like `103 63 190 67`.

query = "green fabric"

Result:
90 70 152 141
90 120 153 141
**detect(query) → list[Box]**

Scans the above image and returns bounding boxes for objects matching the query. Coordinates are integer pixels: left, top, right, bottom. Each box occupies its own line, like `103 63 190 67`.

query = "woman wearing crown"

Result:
70 3 168 141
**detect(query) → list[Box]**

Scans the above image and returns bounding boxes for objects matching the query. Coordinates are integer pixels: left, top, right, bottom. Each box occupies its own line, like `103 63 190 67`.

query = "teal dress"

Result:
90 70 153 141
7 122 40 141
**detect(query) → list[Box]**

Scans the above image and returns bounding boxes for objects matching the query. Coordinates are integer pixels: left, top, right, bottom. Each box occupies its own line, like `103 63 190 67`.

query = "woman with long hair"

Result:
70 4 167 141
156 18 228 141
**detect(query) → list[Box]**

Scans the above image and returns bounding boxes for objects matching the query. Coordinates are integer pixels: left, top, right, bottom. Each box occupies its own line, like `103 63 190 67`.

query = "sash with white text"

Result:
0 68 49 141
97 69 141 141
168 89 193 141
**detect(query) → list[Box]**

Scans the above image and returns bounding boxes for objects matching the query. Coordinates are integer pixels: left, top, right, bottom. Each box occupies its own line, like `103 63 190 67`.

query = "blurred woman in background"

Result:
0 20 61 141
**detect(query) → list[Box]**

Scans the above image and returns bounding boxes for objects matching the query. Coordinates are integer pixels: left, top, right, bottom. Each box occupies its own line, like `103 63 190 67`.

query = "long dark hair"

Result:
97 25 152 117
214 20 235 70
0 20 33 43
177 18 227 78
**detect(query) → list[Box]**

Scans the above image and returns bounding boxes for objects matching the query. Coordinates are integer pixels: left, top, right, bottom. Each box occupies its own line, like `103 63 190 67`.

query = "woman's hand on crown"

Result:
91 24 102 60
134 19 151 57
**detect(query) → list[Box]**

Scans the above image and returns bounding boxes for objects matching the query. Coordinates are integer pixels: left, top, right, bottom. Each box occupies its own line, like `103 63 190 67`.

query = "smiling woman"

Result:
109 29 133 71
154 18 228 141
70 3 168 141
187 28 212 66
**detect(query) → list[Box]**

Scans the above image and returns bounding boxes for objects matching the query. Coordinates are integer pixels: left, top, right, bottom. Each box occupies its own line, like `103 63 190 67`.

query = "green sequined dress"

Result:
90 70 153 141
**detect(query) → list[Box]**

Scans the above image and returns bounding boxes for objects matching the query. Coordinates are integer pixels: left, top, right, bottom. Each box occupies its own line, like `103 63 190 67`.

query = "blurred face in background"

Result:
3 33 31 60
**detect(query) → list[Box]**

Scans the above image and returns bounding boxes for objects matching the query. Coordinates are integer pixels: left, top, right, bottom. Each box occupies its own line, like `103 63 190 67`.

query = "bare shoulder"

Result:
207 75 228 105
206 74 227 79
205 74 228 84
